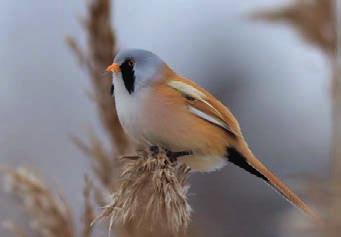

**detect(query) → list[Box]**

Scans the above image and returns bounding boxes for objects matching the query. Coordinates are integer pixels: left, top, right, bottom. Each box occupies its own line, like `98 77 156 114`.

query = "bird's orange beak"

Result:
106 63 120 73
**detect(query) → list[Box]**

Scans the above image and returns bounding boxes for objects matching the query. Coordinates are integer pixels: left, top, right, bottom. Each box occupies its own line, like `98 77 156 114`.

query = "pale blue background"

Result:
0 1 331 236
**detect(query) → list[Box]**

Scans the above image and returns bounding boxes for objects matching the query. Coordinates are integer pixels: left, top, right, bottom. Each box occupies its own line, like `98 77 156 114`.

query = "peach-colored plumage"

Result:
109 48 321 223
140 65 320 222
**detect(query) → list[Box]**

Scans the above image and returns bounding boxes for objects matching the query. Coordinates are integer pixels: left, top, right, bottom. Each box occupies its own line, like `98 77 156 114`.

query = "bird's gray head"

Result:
109 49 166 95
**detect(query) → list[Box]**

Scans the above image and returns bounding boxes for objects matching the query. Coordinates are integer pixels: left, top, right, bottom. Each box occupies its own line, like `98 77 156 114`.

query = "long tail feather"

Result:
226 145 322 223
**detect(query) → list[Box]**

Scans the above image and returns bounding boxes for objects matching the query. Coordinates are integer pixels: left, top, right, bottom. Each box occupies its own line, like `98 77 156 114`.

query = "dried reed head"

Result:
82 175 95 237
0 166 75 237
2 221 29 237
66 0 130 155
94 149 192 235
251 0 336 56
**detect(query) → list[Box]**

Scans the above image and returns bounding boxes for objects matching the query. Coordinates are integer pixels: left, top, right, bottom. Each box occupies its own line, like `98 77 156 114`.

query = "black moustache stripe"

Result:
120 60 135 94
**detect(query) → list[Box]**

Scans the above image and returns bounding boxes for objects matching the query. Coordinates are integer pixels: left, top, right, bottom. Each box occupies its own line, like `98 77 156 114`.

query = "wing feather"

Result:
165 77 320 222
167 79 239 138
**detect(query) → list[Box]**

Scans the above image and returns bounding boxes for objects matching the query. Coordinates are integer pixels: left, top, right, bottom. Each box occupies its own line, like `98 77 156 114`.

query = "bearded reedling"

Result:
106 48 321 222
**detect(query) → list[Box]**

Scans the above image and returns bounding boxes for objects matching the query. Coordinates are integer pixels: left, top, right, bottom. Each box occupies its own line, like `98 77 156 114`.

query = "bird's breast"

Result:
114 87 149 146
114 82 232 171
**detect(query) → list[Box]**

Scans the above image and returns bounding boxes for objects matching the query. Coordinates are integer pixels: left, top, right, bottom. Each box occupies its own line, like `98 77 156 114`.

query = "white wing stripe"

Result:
168 80 223 116
200 99 223 117
167 80 205 99
188 106 229 130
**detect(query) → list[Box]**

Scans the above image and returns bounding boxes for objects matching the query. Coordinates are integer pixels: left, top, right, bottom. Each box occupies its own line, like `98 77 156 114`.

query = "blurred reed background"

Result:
0 0 338 236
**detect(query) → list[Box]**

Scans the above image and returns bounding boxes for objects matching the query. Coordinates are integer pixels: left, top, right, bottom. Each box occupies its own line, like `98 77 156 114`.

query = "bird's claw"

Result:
149 145 160 157
166 149 193 163
149 146 192 163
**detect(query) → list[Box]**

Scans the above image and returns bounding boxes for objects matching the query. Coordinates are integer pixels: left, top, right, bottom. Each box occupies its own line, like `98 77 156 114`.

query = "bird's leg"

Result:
149 146 192 163
149 145 160 157
165 149 193 163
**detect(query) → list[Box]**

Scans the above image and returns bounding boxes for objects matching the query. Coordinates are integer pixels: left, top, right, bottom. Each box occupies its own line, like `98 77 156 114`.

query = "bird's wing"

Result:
167 79 240 138
167 78 321 222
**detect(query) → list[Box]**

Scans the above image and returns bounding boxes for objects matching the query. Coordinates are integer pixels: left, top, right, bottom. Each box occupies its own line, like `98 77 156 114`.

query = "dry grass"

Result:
81 176 95 237
251 0 336 56
2 221 29 237
0 166 75 237
94 149 192 235
66 0 130 155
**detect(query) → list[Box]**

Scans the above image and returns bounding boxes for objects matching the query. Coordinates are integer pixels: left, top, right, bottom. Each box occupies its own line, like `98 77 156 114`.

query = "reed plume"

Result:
66 0 130 156
251 0 336 56
94 149 192 235
0 166 75 237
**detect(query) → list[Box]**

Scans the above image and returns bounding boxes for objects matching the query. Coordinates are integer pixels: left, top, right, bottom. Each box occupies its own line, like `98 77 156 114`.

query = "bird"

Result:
106 48 320 221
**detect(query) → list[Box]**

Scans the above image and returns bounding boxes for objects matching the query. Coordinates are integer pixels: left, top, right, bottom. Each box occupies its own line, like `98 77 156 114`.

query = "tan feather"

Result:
166 78 240 138
161 69 321 222
237 143 322 223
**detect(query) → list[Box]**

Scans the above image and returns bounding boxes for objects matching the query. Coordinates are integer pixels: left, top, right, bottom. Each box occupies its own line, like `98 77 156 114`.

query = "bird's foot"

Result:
149 146 192 163
165 149 193 163
149 145 160 157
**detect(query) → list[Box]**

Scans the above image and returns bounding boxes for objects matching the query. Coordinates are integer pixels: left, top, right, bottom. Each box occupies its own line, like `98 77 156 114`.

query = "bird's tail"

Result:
226 143 322 223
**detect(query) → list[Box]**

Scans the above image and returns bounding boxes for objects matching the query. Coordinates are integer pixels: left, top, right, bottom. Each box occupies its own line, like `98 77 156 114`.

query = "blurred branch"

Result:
336 0 341 63
251 0 336 57
329 1 341 226
66 0 130 155
81 176 95 237
328 65 341 236
2 221 29 237
67 0 128 213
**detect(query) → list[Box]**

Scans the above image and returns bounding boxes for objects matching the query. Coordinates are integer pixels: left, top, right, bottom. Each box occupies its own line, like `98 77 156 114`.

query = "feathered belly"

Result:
179 154 227 172
139 94 231 172
115 90 149 147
